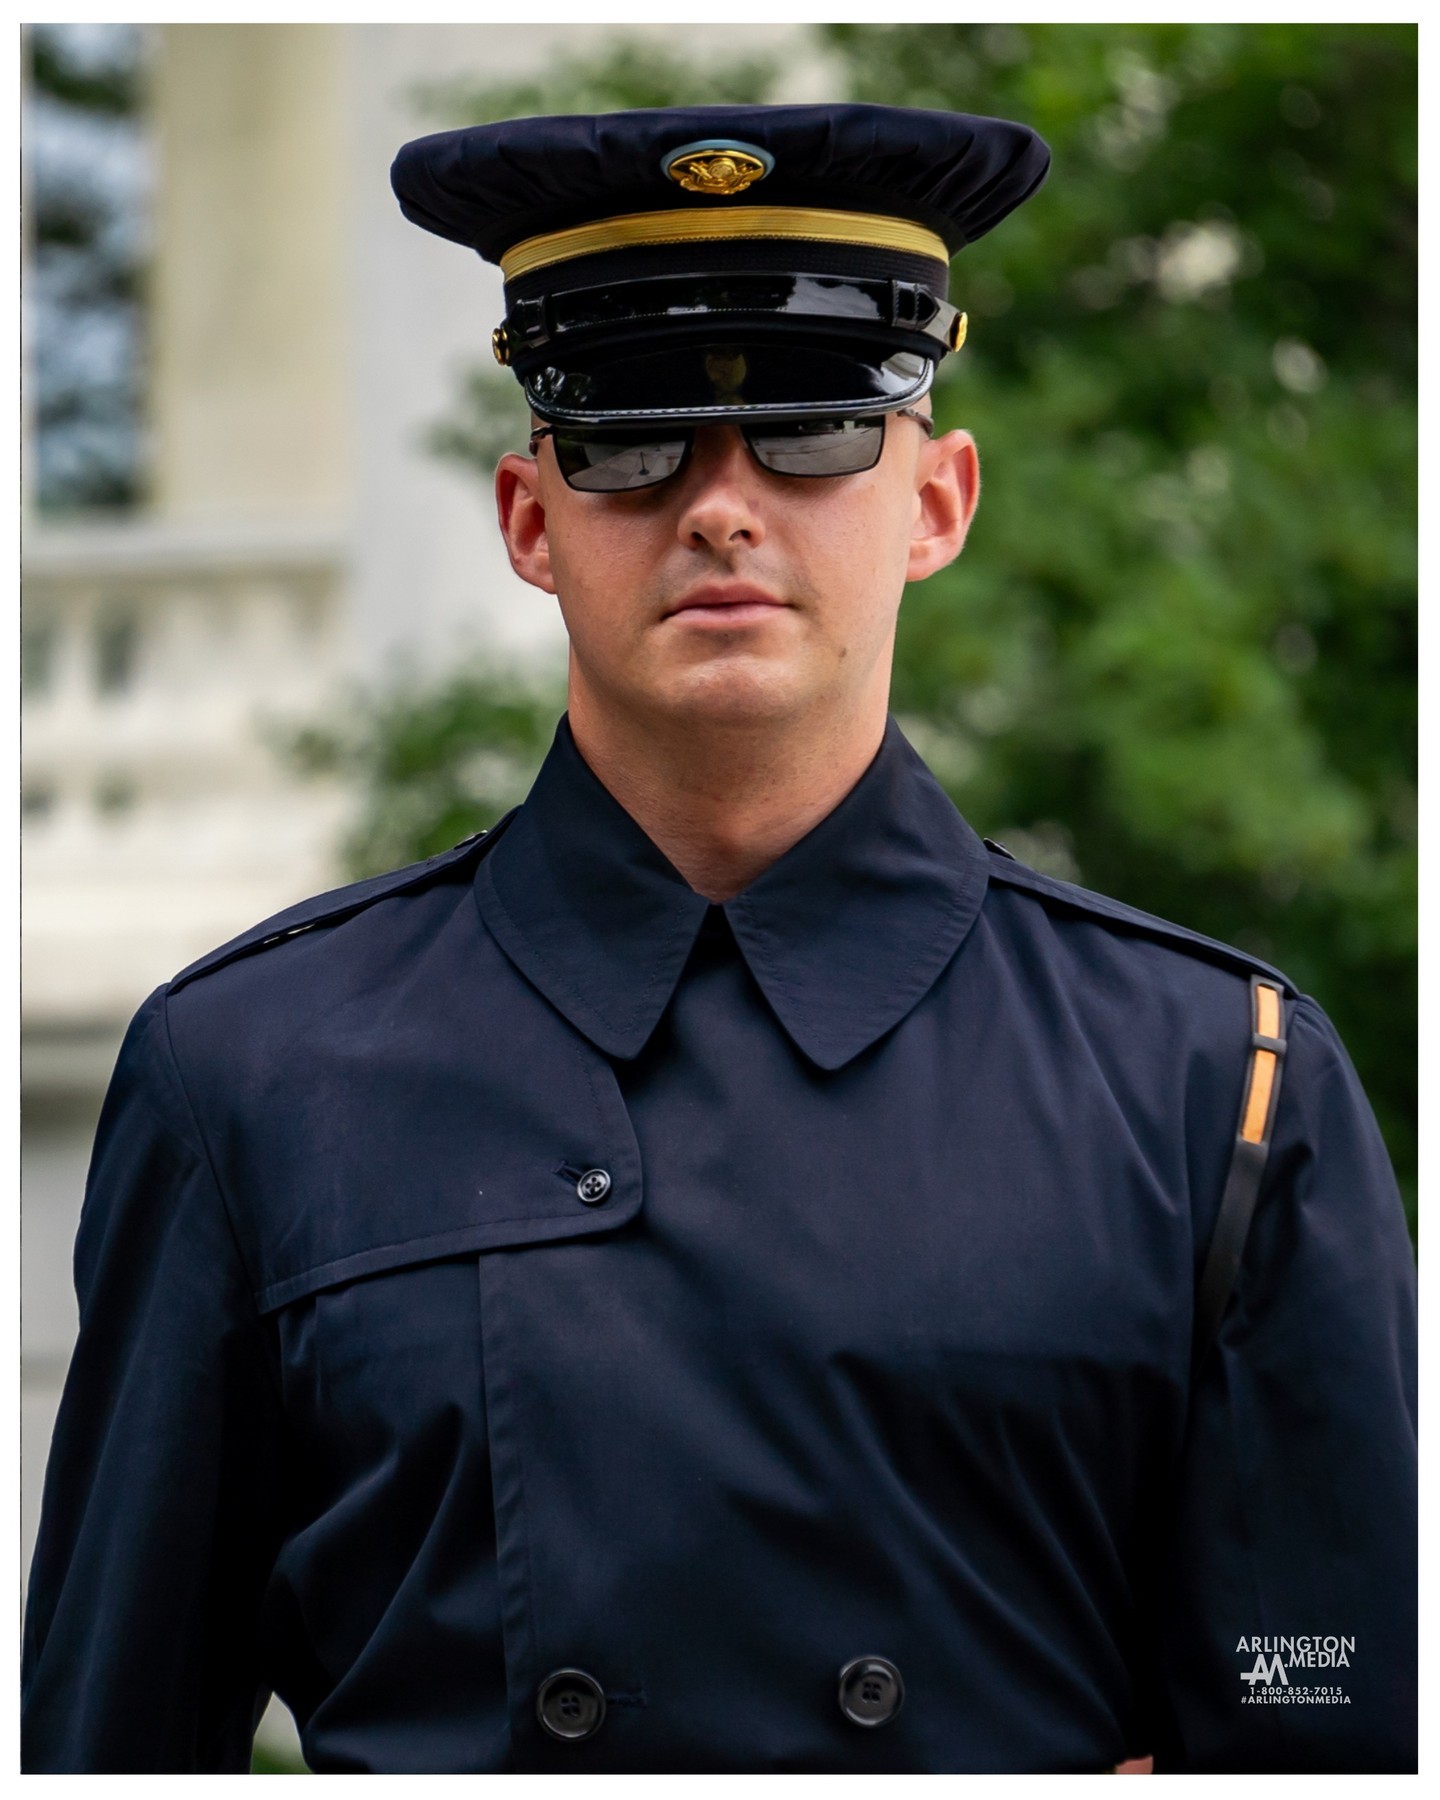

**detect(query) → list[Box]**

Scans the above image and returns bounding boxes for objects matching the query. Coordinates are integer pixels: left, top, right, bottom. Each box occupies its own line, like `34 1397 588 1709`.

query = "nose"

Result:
674 426 767 553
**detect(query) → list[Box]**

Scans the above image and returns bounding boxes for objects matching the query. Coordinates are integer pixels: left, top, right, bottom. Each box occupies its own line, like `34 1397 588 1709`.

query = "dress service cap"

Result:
391 103 1049 427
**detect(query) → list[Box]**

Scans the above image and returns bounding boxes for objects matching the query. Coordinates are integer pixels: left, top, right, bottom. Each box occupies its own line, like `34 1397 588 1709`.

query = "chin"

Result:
654 664 811 730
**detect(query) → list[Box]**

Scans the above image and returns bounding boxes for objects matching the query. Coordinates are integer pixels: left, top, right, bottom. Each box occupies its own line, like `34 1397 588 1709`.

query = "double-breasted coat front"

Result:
22 716 1417 1772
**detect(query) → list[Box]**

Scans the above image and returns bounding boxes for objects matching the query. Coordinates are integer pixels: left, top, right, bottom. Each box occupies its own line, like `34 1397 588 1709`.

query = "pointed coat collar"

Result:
474 714 989 1072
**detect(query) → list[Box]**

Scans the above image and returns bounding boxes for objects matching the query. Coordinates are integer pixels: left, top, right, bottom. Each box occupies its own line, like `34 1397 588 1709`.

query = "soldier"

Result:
22 104 1416 1773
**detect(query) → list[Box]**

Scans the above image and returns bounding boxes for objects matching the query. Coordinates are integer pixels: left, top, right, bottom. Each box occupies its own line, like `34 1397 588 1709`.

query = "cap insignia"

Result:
663 139 773 198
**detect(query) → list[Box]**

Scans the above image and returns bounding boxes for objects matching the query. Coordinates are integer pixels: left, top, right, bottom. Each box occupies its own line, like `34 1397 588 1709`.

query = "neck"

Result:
566 693 889 903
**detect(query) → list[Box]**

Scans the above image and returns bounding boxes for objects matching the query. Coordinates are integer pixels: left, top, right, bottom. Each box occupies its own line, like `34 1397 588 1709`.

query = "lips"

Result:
664 584 789 619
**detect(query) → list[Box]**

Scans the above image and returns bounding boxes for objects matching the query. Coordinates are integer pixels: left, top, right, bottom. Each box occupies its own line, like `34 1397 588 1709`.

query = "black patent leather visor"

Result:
503 272 960 363
523 340 935 426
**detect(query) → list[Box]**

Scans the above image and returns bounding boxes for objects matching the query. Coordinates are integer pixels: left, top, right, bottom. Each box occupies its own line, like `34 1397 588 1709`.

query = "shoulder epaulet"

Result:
168 810 518 997
980 840 1296 997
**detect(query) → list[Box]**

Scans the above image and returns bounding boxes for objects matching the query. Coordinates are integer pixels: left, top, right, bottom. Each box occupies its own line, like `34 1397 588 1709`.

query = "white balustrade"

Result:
23 516 353 1029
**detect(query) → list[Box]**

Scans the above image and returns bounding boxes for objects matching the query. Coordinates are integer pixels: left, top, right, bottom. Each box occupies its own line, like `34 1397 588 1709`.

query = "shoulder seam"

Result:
984 854 1295 992
167 811 517 997
116 989 211 1168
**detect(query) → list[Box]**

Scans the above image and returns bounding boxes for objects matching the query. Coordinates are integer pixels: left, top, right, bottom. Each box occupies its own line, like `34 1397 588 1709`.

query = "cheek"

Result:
811 493 911 601
549 527 658 662
549 522 634 619
545 481 645 587
820 503 912 660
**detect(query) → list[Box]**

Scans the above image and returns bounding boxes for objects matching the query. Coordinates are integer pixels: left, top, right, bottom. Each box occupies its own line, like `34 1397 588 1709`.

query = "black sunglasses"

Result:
528 408 934 493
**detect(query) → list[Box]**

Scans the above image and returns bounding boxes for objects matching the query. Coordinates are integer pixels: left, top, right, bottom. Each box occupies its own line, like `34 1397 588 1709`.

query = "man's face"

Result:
496 407 979 735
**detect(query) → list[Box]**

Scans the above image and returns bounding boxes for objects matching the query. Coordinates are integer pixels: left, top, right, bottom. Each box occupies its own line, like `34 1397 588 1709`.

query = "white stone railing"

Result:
23 515 353 1030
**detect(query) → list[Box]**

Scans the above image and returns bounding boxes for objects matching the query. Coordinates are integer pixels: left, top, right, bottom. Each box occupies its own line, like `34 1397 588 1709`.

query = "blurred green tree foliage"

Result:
295 24 1415 1225
287 660 565 876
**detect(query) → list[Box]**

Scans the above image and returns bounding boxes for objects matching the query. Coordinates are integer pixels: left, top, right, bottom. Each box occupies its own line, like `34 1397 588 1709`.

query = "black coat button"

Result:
537 1667 606 1741
576 1169 611 1204
838 1656 904 1727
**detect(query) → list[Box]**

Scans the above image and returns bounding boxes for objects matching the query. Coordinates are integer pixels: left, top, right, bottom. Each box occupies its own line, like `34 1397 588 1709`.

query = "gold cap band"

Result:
500 205 950 282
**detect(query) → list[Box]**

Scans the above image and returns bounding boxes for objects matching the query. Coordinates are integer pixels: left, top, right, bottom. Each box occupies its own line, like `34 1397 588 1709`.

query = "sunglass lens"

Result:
551 430 690 491
746 417 885 477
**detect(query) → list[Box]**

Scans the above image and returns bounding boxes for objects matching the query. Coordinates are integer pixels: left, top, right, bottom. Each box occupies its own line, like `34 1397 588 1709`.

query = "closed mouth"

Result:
664 586 789 619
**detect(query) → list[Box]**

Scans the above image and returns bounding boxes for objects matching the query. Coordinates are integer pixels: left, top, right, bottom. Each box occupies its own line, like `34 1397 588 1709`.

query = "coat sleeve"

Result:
1147 996 1417 1772
22 986 290 1772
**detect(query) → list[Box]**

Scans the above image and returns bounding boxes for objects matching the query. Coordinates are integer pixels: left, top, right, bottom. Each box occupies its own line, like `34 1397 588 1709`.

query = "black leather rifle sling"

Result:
1191 973 1290 1379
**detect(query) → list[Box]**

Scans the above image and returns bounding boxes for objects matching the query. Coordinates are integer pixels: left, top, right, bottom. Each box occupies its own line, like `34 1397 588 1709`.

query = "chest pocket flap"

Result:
208 933 644 1317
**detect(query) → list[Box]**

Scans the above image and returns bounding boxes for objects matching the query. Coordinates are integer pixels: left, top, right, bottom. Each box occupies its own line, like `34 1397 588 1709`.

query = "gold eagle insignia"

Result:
665 145 770 197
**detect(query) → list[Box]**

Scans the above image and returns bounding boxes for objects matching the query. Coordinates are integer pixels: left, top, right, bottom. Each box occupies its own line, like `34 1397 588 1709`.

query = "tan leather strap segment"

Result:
1240 982 1285 1144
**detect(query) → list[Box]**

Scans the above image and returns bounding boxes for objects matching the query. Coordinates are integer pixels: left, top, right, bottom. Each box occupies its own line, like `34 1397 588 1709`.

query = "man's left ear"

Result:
907 428 979 583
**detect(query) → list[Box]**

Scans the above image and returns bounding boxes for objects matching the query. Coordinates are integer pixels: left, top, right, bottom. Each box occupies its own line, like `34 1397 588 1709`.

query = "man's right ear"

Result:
496 451 558 595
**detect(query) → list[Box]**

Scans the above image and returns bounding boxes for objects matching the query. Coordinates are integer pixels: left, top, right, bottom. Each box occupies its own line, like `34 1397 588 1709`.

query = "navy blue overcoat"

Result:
22 716 1417 1772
